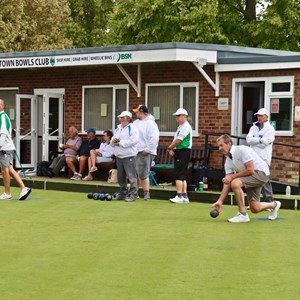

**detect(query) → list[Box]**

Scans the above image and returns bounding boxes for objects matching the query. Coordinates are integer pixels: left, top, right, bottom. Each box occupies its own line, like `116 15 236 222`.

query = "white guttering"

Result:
215 61 300 72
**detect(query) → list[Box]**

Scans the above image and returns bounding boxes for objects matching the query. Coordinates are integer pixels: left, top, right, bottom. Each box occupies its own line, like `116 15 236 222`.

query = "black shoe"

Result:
41 167 54 178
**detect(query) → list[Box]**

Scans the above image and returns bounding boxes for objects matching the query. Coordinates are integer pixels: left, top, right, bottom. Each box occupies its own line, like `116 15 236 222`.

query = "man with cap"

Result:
168 108 192 203
111 111 139 201
246 108 275 202
67 128 100 180
133 105 159 200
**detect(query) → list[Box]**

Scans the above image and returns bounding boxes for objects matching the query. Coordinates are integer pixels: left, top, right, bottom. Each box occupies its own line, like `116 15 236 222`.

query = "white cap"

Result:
254 108 269 117
117 111 132 118
173 108 188 116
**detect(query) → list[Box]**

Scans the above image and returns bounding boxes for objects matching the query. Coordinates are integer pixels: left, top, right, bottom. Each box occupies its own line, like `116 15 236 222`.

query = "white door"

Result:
232 82 264 139
15 94 37 168
42 93 64 161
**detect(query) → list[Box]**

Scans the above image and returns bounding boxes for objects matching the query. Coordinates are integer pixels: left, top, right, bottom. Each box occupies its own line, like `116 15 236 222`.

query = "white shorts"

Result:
96 157 113 163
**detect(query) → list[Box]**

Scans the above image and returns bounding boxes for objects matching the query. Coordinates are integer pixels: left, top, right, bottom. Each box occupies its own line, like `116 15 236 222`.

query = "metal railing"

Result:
203 132 300 194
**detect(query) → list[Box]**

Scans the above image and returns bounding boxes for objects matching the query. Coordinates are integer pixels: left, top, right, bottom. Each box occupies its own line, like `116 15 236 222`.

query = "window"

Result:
146 83 198 135
272 82 291 92
270 97 292 131
83 85 129 132
266 77 294 135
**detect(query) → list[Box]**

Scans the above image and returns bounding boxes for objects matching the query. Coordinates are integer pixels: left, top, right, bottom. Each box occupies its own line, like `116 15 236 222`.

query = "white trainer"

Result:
268 201 281 220
0 192 12 200
170 195 185 203
19 187 32 200
228 212 250 223
182 197 190 203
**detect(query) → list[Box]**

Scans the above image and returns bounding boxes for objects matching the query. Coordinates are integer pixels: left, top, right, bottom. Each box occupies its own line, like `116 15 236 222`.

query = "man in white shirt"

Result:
111 111 139 202
246 108 275 202
133 105 159 200
0 99 31 200
212 134 281 223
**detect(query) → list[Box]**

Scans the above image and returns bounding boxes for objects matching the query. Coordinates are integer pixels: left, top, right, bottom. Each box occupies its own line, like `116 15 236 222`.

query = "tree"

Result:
0 0 72 52
67 0 114 48
256 0 300 51
217 0 300 50
106 0 228 45
106 0 299 51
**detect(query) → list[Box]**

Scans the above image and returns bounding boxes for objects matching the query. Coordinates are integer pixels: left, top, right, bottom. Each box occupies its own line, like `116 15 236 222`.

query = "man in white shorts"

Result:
212 134 281 223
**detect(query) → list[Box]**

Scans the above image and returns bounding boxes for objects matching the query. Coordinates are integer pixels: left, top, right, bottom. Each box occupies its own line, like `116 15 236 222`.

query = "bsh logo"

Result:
50 57 55 66
115 53 132 62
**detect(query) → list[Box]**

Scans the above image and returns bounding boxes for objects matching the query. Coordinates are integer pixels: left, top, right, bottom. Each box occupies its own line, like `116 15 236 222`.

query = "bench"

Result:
64 156 116 181
192 191 299 210
273 194 300 210
93 159 116 181
151 146 209 184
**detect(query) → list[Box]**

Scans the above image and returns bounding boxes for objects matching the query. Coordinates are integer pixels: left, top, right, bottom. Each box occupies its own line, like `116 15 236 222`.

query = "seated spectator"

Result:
42 126 82 177
67 128 100 180
83 130 114 181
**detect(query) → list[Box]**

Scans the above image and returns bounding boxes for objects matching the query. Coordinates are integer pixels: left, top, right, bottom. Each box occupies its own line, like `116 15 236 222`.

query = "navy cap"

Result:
87 128 96 134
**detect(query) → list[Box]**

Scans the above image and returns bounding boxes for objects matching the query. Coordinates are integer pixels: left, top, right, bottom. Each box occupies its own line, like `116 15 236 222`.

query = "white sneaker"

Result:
0 192 12 200
170 195 185 203
19 187 32 200
182 197 189 203
228 212 250 223
70 173 82 180
268 201 281 220
70 173 78 180
90 166 98 173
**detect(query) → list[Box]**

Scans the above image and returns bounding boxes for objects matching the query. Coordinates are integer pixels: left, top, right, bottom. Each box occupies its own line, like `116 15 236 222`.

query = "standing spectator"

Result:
212 134 280 222
42 126 82 178
67 128 100 180
246 108 275 202
133 105 159 200
83 130 114 181
168 108 192 203
111 111 139 202
0 99 31 200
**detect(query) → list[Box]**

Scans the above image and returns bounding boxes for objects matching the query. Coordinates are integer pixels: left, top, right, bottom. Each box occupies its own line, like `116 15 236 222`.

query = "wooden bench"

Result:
65 156 116 181
93 158 116 181
273 194 300 210
193 191 299 210
150 146 209 184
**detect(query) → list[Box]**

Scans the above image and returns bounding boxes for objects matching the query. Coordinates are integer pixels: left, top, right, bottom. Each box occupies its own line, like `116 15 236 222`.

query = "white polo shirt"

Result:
225 145 270 176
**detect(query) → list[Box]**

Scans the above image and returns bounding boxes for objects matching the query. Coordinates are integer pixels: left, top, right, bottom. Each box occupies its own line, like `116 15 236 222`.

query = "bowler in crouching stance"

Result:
212 134 280 223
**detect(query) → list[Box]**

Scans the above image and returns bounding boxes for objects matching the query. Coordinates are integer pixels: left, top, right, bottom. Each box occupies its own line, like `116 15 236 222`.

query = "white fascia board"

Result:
112 49 217 64
174 49 217 64
215 61 300 72
0 48 217 70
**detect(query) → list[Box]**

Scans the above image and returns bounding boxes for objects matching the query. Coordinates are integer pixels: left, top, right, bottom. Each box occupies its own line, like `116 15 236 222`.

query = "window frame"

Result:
232 76 294 137
265 76 294 136
82 84 129 134
145 82 199 136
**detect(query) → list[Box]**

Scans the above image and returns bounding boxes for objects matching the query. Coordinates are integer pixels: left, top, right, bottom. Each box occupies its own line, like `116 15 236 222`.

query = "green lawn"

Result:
0 187 299 300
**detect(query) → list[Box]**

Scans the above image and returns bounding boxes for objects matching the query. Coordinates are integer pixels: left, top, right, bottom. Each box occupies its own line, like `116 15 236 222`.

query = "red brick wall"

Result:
0 63 299 185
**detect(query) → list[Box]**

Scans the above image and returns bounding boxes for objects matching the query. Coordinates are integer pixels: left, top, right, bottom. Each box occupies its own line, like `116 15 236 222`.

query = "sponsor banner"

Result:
0 52 133 69
0 49 216 69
